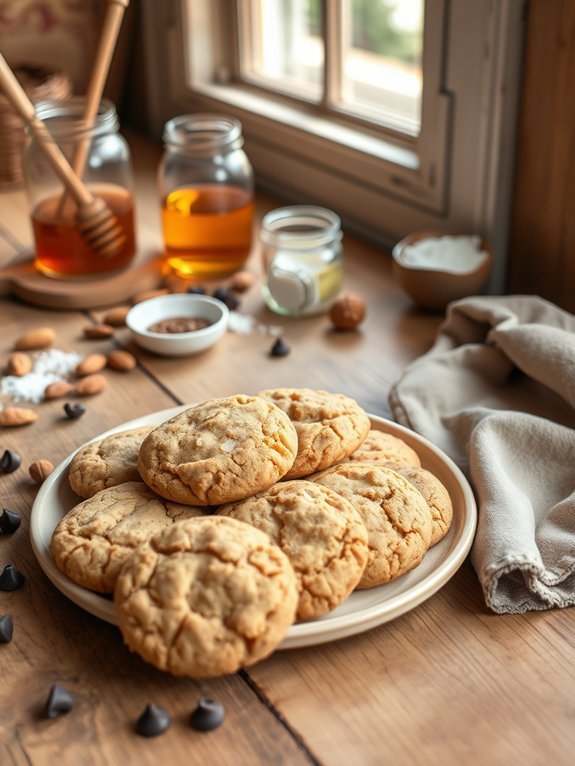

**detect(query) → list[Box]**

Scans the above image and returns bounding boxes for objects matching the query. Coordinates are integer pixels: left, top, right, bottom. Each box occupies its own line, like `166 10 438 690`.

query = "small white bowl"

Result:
126 294 229 356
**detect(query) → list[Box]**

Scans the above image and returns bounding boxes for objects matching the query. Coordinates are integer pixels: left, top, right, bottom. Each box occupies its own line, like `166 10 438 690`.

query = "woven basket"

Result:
0 65 72 188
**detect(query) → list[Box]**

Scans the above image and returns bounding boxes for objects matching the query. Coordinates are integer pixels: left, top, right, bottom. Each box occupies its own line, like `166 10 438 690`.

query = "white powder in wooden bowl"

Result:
400 235 488 274
1 349 82 403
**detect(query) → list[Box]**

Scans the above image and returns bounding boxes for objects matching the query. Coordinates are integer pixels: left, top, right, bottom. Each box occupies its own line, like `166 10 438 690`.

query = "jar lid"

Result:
163 114 243 155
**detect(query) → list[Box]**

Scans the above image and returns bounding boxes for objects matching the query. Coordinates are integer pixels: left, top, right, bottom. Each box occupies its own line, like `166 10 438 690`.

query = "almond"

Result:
107 349 136 372
7 352 33 377
14 327 55 350
75 373 107 396
44 381 73 399
75 353 107 377
29 459 54 484
83 323 114 339
0 407 38 427
230 270 255 292
131 288 169 305
102 305 130 327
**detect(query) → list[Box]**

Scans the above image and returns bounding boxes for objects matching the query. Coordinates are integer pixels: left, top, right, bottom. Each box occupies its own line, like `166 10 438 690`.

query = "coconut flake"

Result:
1 348 82 403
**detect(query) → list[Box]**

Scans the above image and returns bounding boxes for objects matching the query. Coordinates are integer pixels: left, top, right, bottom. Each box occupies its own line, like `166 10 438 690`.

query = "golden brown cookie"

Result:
51 481 205 593
114 516 298 677
137 395 298 506
395 466 453 546
312 463 432 588
257 388 370 479
68 426 152 498
219 480 368 621
344 429 421 468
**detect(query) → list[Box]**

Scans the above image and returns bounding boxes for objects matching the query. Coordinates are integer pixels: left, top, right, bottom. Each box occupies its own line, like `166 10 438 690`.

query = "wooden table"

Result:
0 134 573 766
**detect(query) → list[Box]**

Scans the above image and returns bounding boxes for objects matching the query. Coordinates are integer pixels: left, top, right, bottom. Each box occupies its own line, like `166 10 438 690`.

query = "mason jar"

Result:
22 97 137 278
158 113 254 280
261 205 343 316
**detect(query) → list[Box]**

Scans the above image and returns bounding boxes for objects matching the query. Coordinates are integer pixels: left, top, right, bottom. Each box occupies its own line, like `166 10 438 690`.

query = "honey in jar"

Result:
161 184 254 279
32 184 136 278
23 97 137 278
159 115 254 280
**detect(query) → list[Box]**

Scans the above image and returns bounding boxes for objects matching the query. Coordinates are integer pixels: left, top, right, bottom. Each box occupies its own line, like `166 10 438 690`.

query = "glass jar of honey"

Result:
22 97 136 279
158 114 254 280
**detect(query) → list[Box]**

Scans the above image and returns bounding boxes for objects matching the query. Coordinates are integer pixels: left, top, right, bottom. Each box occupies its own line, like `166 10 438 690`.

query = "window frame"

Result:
141 0 526 292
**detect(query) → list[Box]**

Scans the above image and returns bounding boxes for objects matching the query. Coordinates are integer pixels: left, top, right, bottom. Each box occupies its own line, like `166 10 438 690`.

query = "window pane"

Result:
240 0 323 100
340 0 424 134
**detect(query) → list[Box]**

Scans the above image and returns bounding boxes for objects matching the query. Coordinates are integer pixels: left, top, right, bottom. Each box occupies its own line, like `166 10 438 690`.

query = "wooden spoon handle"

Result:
72 0 130 179
0 53 94 207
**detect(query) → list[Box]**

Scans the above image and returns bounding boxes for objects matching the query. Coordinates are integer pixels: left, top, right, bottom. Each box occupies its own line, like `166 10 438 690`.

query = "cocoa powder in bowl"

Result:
147 316 212 334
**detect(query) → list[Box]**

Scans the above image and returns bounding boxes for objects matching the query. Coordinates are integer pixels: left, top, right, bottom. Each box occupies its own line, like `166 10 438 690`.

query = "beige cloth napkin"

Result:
389 295 575 613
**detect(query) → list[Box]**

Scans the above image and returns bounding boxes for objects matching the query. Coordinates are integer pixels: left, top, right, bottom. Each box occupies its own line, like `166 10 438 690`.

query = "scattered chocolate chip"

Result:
0 614 13 643
0 564 25 591
0 449 21 474
64 403 86 420
136 703 172 737
187 285 207 295
44 684 75 719
269 337 291 357
212 287 240 310
190 698 225 731
0 508 21 534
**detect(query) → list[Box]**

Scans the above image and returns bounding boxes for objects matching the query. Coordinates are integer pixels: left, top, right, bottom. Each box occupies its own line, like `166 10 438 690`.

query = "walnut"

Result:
329 293 366 330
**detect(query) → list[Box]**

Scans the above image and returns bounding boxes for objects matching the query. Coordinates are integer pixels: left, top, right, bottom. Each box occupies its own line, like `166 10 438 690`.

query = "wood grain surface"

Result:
0 133 573 766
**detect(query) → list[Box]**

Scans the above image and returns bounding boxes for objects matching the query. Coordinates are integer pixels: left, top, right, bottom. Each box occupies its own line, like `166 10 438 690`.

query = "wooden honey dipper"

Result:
56 0 130 217
0 52 126 259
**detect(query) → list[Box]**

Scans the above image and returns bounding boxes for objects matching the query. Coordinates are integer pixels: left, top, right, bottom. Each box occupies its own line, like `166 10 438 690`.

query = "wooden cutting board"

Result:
0 249 164 309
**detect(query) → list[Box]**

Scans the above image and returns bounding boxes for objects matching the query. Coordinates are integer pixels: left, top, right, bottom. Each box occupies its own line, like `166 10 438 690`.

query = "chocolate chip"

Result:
190 698 225 731
0 508 21 534
0 449 21 474
269 337 291 357
0 564 25 591
63 402 86 420
44 684 75 718
212 287 240 310
0 614 13 643
187 285 207 295
136 703 171 737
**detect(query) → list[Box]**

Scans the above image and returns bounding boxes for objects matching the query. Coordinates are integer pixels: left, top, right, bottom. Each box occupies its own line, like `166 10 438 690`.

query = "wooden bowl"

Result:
391 231 493 311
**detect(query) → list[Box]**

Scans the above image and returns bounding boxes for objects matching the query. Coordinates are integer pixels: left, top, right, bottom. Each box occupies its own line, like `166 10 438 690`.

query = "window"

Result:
141 0 526 291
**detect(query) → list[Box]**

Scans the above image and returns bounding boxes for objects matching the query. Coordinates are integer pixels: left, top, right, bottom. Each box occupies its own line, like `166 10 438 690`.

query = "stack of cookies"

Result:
51 388 453 678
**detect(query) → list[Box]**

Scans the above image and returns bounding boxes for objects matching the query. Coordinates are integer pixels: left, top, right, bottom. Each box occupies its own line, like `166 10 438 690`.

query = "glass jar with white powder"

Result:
260 205 343 317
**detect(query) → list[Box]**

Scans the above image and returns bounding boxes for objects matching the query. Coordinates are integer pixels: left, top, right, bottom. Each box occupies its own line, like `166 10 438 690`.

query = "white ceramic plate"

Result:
30 407 477 650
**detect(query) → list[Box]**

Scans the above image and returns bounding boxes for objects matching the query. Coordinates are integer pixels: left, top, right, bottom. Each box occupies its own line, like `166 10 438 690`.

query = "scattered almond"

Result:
83 323 115 339
230 271 255 292
131 288 169 305
0 407 38 427
29 459 54 484
102 306 130 327
76 353 107 377
107 349 136 372
14 327 55 350
330 293 366 330
75 374 107 396
44 381 73 399
7 352 33 377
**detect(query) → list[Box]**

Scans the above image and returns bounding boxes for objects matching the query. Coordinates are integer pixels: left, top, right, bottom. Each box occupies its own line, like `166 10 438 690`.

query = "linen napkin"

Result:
388 295 575 613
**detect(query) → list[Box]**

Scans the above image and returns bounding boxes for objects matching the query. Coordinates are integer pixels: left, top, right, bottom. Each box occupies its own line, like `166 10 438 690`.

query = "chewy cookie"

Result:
51 481 205 593
114 516 298 677
395 466 453 546
257 388 370 479
219 480 369 621
137 395 298 506
313 463 432 588
344 429 421 469
69 426 153 498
